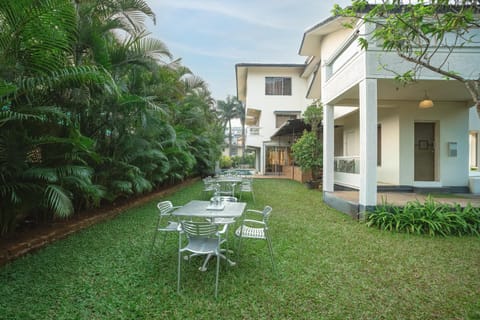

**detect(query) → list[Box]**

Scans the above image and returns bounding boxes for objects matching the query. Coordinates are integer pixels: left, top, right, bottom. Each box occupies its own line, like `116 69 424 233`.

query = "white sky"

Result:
145 0 352 100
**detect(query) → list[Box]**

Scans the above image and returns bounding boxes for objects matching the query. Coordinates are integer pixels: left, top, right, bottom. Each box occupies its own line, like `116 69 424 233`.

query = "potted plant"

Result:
291 102 323 188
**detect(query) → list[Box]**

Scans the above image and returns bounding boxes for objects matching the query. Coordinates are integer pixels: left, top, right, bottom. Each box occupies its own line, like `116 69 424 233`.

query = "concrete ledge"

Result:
469 177 480 194
323 191 359 219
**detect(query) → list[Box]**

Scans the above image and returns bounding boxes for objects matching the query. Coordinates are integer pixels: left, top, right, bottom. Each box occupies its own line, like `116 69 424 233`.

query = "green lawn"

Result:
0 179 479 319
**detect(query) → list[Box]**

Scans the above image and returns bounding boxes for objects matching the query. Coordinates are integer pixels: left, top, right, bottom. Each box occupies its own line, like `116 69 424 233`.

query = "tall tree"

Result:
333 0 480 112
216 95 241 156
236 101 247 159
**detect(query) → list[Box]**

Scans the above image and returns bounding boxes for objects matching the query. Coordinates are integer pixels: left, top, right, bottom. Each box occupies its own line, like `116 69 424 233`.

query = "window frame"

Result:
265 77 292 96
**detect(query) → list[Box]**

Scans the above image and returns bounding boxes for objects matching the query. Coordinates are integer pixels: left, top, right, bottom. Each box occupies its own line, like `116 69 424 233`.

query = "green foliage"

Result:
367 196 480 236
231 153 255 168
220 155 233 169
291 130 323 179
0 0 224 234
302 102 323 134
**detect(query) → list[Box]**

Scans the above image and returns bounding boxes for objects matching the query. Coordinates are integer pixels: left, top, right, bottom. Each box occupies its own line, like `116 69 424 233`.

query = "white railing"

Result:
324 31 361 81
248 127 260 136
334 156 360 174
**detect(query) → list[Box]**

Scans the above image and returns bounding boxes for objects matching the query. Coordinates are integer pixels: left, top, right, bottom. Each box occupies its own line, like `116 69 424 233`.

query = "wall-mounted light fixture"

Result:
419 91 434 109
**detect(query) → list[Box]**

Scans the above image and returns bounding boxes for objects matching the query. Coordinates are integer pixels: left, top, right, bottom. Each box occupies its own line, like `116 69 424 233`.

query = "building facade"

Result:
235 64 312 175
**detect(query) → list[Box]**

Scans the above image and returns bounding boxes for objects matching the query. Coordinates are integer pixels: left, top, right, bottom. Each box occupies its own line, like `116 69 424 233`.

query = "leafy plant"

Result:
291 103 323 181
220 155 233 169
366 196 480 236
291 131 323 179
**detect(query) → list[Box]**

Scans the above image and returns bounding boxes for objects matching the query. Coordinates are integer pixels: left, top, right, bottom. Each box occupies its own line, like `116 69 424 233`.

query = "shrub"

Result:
366 196 480 236
220 155 233 168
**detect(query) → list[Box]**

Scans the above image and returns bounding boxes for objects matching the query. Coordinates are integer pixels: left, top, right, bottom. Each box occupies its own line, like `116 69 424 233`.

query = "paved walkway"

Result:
253 174 480 207
331 190 480 207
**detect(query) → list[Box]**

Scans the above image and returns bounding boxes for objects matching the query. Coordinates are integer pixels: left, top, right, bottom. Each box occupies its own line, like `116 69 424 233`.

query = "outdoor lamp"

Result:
419 91 434 109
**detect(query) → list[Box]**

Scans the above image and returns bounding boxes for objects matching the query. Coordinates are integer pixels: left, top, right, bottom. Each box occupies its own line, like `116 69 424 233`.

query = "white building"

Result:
236 10 480 216
235 63 312 175
299 14 479 214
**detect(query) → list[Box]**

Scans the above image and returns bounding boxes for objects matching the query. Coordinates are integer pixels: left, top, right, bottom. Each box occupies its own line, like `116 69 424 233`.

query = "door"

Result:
266 146 287 175
414 122 435 181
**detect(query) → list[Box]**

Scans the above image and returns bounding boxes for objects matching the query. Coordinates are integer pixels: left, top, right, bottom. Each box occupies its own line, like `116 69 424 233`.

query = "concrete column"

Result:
359 78 378 210
323 104 335 192
476 132 480 167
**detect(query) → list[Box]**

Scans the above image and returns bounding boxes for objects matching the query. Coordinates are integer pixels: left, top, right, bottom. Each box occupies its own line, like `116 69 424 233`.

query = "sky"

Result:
144 0 352 101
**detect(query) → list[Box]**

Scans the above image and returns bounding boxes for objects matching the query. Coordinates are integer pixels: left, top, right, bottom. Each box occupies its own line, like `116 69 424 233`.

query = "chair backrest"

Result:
215 181 235 196
181 221 218 239
262 206 273 224
157 201 173 216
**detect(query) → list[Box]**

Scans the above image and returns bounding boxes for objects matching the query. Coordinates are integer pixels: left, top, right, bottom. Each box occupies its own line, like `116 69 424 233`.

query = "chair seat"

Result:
181 238 219 254
158 221 179 232
213 217 236 225
235 225 266 239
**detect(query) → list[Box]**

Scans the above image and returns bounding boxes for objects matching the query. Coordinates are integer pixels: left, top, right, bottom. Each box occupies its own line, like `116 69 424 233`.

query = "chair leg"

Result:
160 233 168 252
215 252 220 298
151 231 158 254
177 240 182 294
150 217 161 253
266 236 275 271
236 234 244 261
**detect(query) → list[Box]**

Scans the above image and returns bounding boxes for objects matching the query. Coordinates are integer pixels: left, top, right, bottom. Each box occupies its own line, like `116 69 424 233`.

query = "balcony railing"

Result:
248 127 260 136
334 156 360 174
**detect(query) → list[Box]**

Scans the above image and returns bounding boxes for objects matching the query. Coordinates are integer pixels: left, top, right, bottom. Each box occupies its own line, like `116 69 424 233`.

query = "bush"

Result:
366 196 480 236
220 155 233 168
231 153 255 168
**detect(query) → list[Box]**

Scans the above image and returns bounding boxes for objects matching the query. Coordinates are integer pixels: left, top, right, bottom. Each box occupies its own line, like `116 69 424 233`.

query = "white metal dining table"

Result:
173 200 246 270
172 200 246 219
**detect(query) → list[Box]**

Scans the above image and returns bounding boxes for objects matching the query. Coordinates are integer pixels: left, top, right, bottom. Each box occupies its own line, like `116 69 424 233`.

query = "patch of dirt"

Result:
0 179 197 266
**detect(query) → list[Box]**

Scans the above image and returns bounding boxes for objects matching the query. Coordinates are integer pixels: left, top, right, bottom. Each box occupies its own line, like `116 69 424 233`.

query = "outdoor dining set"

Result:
151 174 273 298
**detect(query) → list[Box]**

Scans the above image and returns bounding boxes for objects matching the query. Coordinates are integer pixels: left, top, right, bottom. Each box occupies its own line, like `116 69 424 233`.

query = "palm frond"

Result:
18 66 119 97
43 184 74 218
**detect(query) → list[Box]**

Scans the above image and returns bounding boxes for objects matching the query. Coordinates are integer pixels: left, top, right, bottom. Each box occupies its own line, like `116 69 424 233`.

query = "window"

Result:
377 124 382 166
275 113 298 128
265 77 292 96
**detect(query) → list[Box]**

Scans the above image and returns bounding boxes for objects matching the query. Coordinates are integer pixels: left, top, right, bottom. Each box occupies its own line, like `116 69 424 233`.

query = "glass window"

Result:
265 77 292 96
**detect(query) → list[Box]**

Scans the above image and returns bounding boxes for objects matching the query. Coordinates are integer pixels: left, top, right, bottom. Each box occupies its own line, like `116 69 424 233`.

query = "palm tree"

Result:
0 0 110 234
216 95 241 156
236 101 247 160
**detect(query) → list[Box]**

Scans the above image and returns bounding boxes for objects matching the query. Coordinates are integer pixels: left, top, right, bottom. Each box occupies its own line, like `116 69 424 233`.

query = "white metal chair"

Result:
150 201 182 254
202 177 216 199
239 178 255 203
177 220 228 298
198 196 239 270
235 206 274 270
215 181 236 196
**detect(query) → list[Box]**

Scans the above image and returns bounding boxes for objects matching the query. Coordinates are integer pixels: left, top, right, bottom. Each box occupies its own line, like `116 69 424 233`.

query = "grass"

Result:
0 179 479 319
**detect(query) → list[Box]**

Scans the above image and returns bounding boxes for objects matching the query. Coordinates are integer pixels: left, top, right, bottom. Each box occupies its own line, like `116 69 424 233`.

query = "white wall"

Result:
398 101 470 186
336 101 469 187
377 108 400 184
243 66 311 174
245 67 310 146
469 107 480 130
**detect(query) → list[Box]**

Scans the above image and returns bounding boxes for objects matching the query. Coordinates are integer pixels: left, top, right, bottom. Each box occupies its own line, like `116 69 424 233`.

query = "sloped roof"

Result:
271 119 311 138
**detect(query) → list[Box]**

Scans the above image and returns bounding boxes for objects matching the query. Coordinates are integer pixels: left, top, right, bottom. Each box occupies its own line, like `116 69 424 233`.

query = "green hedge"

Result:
366 196 480 236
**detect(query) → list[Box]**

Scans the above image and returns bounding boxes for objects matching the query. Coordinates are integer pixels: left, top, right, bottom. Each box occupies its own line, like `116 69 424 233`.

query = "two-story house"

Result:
236 8 480 217
235 63 312 175
299 13 479 215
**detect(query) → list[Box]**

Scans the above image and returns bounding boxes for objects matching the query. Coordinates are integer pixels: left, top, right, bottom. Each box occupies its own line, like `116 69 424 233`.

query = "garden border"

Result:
0 178 198 266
